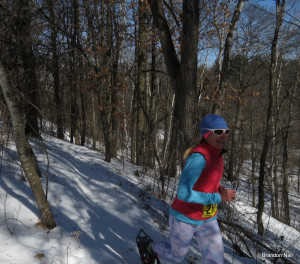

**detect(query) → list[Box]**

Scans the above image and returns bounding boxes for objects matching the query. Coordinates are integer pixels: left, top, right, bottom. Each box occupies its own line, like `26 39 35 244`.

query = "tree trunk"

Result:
257 0 285 236
250 88 257 207
298 157 300 194
16 0 40 138
212 0 246 114
281 130 290 225
131 88 137 164
91 92 97 150
148 0 199 155
146 23 159 169
281 82 296 225
69 0 80 145
227 103 242 185
82 0 99 150
47 0 64 140
111 13 122 158
272 143 280 219
99 0 115 163
83 0 117 162
136 0 148 166
80 88 86 146
0 61 56 230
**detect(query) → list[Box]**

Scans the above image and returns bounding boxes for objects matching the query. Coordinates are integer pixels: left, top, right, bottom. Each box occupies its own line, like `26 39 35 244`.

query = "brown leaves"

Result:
34 253 45 259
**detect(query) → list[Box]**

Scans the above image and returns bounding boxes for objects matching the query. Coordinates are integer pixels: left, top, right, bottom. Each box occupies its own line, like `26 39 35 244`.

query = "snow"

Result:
0 133 299 264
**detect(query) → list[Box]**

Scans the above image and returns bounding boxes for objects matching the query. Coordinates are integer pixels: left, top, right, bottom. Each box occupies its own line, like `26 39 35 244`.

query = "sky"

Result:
199 0 300 67
0 129 299 263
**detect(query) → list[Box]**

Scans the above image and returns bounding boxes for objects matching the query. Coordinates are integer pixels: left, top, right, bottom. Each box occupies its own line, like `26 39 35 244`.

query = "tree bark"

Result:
281 82 296 225
47 0 64 140
0 60 56 230
82 0 97 150
148 0 199 154
257 0 285 236
69 0 81 145
212 0 246 114
16 0 40 138
136 0 148 166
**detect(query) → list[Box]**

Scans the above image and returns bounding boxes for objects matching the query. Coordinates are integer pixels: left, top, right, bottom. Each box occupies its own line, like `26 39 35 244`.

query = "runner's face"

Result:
205 131 228 150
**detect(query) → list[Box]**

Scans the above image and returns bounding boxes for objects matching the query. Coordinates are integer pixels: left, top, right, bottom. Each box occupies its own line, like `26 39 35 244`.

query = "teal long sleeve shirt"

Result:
170 153 222 225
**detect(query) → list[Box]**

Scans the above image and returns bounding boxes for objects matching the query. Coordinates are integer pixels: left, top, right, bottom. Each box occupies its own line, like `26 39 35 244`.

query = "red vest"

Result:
171 142 224 220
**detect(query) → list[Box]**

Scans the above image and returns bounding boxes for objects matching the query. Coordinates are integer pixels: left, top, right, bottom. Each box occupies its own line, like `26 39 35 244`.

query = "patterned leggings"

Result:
152 215 224 264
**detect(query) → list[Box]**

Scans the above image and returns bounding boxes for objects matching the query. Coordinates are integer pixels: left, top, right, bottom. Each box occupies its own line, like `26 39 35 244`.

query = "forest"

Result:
0 0 299 245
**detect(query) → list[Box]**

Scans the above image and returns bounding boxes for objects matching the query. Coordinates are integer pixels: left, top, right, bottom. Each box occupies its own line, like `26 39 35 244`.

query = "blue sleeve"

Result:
177 153 221 205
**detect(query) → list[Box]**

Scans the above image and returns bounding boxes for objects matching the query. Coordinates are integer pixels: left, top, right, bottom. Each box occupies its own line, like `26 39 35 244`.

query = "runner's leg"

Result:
152 215 195 263
194 219 224 264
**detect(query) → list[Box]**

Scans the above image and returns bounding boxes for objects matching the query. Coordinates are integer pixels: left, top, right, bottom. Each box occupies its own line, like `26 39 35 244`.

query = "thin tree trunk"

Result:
273 145 280 219
98 0 115 163
250 91 256 207
80 88 86 146
257 0 285 236
0 61 56 230
91 92 97 150
228 100 242 185
282 130 290 225
212 0 246 114
136 0 148 166
82 0 99 150
131 89 137 164
47 0 64 140
69 0 80 145
16 0 40 138
281 82 296 225
298 157 300 194
146 23 159 169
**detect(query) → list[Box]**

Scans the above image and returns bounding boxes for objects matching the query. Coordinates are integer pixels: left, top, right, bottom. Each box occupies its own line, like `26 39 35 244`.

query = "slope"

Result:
0 134 299 263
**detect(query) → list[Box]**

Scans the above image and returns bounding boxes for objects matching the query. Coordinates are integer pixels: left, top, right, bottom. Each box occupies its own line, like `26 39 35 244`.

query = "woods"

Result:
0 0 300 239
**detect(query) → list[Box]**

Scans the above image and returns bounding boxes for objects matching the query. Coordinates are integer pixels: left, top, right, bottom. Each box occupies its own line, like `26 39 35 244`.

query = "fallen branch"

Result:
219 218 297 264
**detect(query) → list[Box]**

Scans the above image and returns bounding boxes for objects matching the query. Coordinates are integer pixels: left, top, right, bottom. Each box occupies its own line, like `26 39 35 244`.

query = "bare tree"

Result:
69 0 81 145
257 0 285 236
15 0 40 138
212 0 246 114
134 0 149 166
46 0 64 140
0 60 56 230
147 0 200 157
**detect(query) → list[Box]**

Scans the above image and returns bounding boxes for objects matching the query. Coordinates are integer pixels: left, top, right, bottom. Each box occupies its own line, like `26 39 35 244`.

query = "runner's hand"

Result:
220 189 236 202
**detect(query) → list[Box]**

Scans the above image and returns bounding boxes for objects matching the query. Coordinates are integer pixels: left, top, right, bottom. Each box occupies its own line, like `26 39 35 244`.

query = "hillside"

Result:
0 133 299 263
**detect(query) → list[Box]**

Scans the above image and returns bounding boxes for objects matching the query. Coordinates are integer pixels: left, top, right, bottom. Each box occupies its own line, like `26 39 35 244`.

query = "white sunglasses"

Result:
203 128 230 136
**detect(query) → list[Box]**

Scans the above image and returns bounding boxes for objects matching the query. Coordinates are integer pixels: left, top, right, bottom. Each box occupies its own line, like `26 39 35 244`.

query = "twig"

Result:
1 193 30 234
219 218 297 264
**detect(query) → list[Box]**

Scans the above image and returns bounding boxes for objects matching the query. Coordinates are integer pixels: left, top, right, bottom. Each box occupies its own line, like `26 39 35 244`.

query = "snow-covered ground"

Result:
0 133 299 263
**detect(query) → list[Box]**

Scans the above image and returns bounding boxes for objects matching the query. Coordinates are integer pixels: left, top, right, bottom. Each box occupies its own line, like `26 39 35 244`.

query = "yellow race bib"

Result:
202 204 217 218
